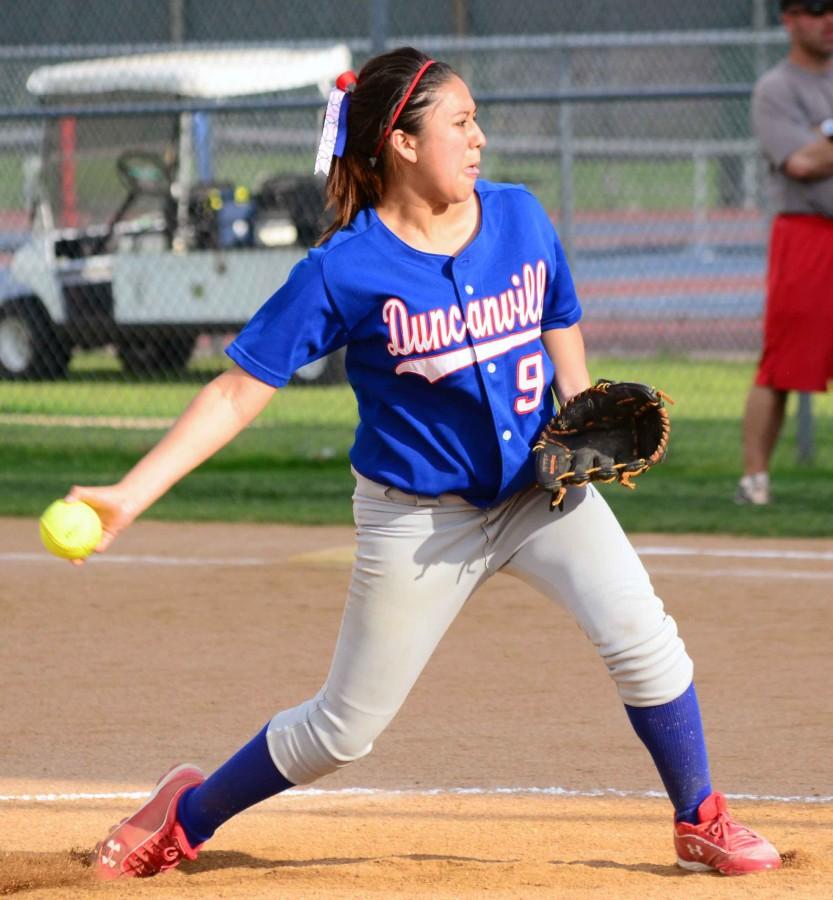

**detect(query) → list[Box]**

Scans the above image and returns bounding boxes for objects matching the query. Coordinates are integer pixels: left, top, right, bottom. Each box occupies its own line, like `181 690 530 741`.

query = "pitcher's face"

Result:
405 75 487 206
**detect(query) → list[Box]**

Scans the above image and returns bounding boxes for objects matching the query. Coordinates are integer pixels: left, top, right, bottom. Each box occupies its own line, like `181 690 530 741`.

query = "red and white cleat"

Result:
674 791 781 876
94 764 205 880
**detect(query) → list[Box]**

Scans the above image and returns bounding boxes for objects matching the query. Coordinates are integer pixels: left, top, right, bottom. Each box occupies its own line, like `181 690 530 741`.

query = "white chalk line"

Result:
648 566 831 581
637 545 833 562
1 785 831 805
4 544 833 574
0 413 175 430
1 553 267 566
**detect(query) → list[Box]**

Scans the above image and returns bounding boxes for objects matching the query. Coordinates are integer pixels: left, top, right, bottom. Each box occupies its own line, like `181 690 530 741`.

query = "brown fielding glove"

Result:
533 379 673 509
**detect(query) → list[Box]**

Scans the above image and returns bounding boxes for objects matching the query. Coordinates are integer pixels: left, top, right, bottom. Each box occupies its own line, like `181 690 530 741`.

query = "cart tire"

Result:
0 298 70 380
290 348 347 386
117 333 196 377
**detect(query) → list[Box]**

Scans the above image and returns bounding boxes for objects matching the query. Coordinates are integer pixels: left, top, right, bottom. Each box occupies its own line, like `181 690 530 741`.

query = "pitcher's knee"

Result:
602 614 693 706
265 694 384 785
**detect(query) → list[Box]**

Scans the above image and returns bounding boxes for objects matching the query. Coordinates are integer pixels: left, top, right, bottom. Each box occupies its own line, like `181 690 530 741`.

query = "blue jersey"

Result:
227 180 582 507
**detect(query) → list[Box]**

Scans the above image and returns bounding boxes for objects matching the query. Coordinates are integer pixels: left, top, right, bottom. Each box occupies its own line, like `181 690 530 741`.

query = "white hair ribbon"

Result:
314 71 357 176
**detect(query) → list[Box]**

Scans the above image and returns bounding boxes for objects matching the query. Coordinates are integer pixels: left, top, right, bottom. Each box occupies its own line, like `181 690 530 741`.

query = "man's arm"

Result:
753 76 833 182
784 129 833 181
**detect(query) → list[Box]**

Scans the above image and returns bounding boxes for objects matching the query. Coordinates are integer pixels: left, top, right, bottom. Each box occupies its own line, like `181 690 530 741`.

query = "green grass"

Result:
0 153 716 225
485 157 717 213
1 355 357 428
2 354 831 535
0 154 24 208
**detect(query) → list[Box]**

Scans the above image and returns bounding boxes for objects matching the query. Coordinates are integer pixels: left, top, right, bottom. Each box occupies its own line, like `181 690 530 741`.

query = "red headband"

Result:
372 59 436 160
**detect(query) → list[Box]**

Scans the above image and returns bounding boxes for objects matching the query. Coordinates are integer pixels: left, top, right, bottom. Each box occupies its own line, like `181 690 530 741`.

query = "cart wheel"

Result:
117 333 196 377
0 298 70 380
290 348 347 386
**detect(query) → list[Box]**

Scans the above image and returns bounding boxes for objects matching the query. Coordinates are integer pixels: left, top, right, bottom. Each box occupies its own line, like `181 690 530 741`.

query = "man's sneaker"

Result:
674 792 781 876
94 764 205 880
734 473 770 506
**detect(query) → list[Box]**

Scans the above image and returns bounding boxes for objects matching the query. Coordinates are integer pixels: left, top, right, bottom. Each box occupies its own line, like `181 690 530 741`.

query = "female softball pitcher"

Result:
69 47 780 879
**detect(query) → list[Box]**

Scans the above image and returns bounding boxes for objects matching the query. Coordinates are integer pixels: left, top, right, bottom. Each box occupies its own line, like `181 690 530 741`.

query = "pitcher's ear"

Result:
388 129 418 164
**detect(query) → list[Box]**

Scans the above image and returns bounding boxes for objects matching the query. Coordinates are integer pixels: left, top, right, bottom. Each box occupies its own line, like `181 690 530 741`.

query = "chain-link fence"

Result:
1 1 830 525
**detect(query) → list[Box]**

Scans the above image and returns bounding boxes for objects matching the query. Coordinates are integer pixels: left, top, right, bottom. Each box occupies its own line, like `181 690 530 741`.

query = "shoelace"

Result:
704 809 759 849
706 809 731 840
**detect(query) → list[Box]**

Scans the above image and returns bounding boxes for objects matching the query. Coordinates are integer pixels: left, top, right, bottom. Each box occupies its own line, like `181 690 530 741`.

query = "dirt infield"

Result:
1 518 831 897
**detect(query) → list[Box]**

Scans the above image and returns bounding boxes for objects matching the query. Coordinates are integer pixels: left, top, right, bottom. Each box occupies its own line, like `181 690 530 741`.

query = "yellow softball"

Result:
39 499 103 560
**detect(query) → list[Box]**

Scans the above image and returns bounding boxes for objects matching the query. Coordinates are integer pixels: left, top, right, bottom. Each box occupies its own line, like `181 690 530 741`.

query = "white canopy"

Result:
26 45 351 100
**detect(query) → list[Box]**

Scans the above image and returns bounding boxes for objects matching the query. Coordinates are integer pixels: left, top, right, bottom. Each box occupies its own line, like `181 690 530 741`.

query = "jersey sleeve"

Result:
540 214 582 332
752 75 815 169
225 251 349 387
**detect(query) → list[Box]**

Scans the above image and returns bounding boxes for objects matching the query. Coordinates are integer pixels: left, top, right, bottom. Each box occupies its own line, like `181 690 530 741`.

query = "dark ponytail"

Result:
317 47 455 244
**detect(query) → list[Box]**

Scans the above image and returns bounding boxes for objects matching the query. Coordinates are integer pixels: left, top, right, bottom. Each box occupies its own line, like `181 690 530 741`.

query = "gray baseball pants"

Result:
266 471 693 785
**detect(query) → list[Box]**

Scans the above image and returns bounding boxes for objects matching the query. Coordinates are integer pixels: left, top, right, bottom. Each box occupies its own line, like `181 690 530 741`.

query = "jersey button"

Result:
502 430 512 441
487 362 497 374
464 284 474 295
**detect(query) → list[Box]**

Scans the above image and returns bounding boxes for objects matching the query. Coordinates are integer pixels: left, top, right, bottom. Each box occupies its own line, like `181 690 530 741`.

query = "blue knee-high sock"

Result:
625 682 712 824
177 724 294 846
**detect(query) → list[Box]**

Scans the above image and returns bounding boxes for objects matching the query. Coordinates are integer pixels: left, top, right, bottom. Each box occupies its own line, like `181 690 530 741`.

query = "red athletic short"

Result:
755 213 833 392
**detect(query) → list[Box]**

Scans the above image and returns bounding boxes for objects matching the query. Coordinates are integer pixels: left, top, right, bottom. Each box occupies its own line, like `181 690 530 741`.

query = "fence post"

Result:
797 392 814 463
753 0 769 78
741 151 757 209
169 0 185 44
692 150 709 252
751 0 768 209
371 0 389 55
558 48 574 263
175 112 193 250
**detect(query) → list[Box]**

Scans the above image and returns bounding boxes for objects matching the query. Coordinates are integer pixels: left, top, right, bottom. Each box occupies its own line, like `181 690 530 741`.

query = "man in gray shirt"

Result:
736 0 833 505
